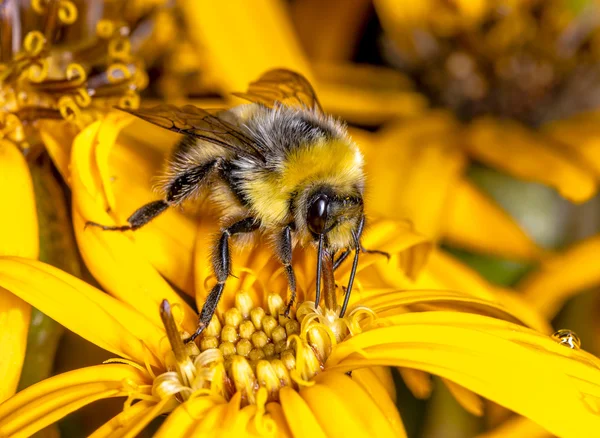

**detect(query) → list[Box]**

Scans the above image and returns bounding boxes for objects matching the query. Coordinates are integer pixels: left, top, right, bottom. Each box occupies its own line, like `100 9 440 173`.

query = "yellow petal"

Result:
520 235 600 318
179 0 312 94
0 290 30 403
360 288 543 332
266 402 293 438
315 63 428 126
0 364 150 438
71 118 196 334
38 120 78 186
327 311 600 438
351 368 407 437
367 249 492 301
0 139 38 402
192 403 229 434
114 397 175 438
300 372 395 437
443 178 542 260
291 0 370 62
441 379 483 416
364 366 397 401
110 121 198 296
154 397 221 438
357 218 433 280
88 400 156 438
463 117 597 203
543 110 600 177
0 140 38 258
41 114 198 297
365 249 552 334
398 368 432 399
280 386 327 438
477 416 551 438
0 257 163 366
362 112 466 238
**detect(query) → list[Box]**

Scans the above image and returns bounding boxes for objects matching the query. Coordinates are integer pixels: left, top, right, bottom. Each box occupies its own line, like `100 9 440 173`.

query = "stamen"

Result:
151 291 374 407
230 355 258 405
160 300 195 388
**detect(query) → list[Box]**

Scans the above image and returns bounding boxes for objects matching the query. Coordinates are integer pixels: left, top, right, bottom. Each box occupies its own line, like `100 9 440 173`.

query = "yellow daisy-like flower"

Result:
344 0 600 262
0 111 598 437
0 0 153 151
1 251 600 437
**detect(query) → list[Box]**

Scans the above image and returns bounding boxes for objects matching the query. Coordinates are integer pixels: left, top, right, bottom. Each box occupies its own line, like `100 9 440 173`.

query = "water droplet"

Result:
552 329 581 350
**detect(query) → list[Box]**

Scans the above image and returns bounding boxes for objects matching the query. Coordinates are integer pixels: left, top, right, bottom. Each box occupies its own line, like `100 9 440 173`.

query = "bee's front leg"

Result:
275 224 297 316
185 217 260 343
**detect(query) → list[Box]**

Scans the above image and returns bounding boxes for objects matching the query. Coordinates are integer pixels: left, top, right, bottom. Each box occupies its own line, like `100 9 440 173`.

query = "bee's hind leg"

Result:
185 217 260 343
275 224 297 316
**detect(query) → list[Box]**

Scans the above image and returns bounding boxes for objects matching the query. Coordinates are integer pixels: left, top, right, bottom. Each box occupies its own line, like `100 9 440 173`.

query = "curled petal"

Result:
70 119 197 333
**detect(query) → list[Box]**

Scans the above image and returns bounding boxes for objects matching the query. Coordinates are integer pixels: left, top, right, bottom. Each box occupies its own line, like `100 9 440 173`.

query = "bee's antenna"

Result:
315 234 324 309
339 230 360 318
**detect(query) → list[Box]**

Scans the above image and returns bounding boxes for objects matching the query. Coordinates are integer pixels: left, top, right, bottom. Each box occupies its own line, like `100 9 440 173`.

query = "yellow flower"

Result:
0 0 151 149
0 116 594 437
358 0 600 261
2 251 600 437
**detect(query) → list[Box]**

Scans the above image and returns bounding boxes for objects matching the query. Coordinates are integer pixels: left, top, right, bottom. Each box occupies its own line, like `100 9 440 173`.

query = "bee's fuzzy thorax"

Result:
230 104 365 249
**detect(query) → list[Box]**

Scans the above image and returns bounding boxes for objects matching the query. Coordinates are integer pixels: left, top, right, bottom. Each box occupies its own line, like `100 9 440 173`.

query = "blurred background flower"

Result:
3 0 600 436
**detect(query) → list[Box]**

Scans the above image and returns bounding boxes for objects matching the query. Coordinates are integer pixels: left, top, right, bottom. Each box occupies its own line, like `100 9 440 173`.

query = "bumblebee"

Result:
87 69 374 342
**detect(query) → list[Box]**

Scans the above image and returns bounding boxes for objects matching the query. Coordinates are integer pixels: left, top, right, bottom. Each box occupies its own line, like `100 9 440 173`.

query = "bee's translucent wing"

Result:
232 69 323 114
120 104 266 161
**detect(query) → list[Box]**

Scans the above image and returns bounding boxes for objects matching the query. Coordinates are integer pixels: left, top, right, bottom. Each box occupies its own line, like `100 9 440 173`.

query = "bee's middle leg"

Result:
275 224 297 316
186 217 260 343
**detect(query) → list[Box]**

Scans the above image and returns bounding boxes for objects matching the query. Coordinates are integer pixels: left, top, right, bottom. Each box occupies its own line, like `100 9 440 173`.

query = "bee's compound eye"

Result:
307 194 329 234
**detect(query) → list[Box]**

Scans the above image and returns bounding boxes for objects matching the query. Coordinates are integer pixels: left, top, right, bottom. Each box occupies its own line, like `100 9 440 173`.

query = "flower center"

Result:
154 292 369 406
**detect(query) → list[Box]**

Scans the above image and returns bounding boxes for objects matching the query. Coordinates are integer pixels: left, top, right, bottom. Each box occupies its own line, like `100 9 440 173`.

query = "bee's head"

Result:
297 185 364 251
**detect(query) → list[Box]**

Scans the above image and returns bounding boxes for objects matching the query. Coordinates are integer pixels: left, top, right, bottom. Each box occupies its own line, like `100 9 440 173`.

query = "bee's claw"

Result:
184 322 206 344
